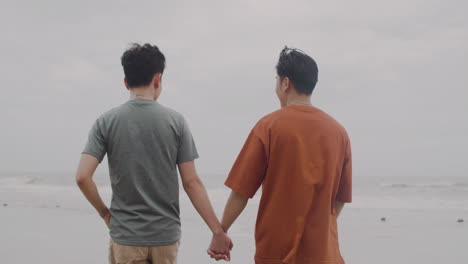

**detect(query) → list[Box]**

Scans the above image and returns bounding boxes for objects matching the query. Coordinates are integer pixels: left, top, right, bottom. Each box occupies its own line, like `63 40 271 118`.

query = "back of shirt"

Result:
225 104 352 264
83 98 198 246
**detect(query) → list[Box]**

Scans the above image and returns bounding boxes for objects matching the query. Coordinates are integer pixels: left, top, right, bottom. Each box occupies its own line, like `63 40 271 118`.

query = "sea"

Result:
0 171 466 212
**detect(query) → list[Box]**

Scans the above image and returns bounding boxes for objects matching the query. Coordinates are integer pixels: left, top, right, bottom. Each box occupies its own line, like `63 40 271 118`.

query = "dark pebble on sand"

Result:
3 203 7 207
381 217 386 222
457 219 464 223
56 205 61 208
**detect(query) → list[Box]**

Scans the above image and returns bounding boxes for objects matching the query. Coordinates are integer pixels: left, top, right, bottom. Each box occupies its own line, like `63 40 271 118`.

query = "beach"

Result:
1 173 467 264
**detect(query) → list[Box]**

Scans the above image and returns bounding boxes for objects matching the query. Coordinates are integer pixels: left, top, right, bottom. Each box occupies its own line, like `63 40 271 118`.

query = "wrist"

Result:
98 207 110 218
221 220 231 232
212 226 225 236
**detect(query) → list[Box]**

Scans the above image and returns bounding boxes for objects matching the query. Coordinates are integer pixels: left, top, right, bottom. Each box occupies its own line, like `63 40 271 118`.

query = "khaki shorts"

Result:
109 239 180 264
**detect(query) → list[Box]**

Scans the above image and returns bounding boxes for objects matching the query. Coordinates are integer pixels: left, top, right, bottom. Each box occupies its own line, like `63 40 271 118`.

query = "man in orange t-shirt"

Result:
208 47 352 264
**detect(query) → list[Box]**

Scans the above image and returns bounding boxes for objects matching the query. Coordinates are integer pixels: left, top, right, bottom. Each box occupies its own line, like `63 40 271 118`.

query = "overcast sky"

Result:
1 0 467 178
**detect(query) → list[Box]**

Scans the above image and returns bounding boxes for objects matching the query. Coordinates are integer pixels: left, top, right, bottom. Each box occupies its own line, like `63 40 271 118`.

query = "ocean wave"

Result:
0 175 42 186
381 182 468 189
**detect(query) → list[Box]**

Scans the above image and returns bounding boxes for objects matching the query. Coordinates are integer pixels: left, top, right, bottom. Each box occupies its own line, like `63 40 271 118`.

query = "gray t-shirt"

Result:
82 98 198 246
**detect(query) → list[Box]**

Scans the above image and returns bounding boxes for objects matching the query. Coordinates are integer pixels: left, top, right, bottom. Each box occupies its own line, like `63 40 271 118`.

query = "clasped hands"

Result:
207 230 234 261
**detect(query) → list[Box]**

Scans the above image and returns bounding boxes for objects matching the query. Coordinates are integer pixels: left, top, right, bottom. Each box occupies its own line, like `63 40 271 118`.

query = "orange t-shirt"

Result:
225 104 352 264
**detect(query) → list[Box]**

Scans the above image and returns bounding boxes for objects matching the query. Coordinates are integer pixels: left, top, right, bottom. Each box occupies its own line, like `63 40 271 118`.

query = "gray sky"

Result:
1 0 467 178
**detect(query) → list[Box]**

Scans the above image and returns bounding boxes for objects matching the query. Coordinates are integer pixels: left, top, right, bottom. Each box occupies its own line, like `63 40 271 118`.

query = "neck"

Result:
285 93 311 106
129 86 155 101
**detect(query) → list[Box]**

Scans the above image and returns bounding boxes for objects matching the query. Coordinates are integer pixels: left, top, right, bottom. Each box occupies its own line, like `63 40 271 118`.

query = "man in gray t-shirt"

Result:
75 43 232 263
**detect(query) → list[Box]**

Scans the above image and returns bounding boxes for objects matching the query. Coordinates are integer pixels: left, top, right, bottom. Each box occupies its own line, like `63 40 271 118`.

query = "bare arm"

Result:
221 191 249 232
178 161 232 257
75 154 111 226
334 201 345 218
178 160 223 234
208 190 249 261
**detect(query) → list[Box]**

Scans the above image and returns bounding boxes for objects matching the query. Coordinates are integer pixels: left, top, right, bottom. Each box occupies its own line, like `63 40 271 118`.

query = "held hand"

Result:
207 231 233 261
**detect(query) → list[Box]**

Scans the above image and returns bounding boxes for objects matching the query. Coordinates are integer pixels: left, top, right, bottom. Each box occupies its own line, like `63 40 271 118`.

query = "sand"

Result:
0 180 467 263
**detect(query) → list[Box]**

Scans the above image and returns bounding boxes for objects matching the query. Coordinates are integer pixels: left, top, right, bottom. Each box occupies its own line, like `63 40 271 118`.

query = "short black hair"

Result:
121 43 166 88
276 46 318 95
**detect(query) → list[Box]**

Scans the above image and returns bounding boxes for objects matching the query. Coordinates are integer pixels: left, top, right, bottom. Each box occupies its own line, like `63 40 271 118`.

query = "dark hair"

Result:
121 43 166 88
276 46 318 95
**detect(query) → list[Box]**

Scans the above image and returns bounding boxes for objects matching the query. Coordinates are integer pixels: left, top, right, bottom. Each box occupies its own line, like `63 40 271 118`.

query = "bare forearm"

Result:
221 191 248 232
77 178 108 217
184 180 223 234
75 154 108 216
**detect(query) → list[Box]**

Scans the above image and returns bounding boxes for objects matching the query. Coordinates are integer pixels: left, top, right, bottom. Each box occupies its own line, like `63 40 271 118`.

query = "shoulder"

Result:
163 104 184 119
257 107 286 124
154 104 192 135
253 107 293 130
97 105 121 121
156 104 187 125
250 109 284 138
315 108 351 143
88 105 120 129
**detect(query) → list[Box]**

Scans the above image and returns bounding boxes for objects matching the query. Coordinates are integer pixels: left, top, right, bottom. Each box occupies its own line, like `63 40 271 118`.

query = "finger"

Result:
214 254 225 261
220 253 229 261
209 249 224 255
208 250 224 260
212 249 228 255
208 250 222 258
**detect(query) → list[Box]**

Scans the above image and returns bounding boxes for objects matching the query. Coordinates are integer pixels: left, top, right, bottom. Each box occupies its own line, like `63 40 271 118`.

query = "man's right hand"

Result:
207 231 233 261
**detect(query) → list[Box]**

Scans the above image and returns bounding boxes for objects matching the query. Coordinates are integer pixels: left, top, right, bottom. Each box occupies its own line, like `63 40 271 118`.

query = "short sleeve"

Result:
225 130 268 199
336 140 352 203
176 117 199 164
82 119 107 163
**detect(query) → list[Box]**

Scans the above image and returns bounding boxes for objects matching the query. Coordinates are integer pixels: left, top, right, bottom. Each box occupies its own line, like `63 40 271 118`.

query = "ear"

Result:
282 77 291 92
153 73 162 89
124 78 130 90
